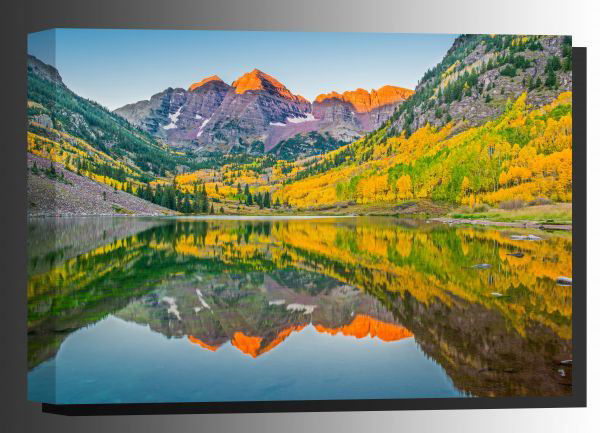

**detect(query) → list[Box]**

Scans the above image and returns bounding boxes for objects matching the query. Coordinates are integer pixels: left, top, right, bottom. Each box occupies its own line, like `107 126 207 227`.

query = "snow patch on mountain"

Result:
286 303 316 314
162 296 182 320
163 106 183 130
196 117 211 137
196 289 211 310
286 113 316 124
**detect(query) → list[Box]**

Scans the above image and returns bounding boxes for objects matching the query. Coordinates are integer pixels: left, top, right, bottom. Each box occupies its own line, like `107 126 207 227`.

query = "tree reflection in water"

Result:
27 216 573 398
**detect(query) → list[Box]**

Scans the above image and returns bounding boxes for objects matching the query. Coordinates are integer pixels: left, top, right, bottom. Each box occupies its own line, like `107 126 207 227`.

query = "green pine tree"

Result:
201 188 209 213
245 184 253 206
183 195 192 213
535 77 542 88
545 68 557 88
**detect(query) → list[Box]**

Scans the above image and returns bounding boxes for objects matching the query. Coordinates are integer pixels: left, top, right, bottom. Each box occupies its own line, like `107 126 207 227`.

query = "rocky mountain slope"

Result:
27 153 175 216
275 34 573 209
116 271 411 358
115 69 413 155
387 34 572 137
27 55 191 177
314 85 414 131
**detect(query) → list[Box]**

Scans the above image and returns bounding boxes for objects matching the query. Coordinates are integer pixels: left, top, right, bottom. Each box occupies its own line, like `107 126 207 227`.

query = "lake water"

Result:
27 216 573 404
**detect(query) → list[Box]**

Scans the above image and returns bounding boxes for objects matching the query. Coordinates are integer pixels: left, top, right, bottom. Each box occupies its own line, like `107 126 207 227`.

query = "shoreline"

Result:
430 217 572 231
27 213 573 231
27 213 360 219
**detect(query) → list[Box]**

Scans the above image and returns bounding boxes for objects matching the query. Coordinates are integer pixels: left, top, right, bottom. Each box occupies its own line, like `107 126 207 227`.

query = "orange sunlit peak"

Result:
231 332 264 358
188 75 224 91
314 86 414 112
314 314 413 342
187 335 222 352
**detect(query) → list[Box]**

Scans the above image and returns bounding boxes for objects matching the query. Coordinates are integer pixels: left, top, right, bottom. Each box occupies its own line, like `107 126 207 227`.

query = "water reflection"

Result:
27 217 572 402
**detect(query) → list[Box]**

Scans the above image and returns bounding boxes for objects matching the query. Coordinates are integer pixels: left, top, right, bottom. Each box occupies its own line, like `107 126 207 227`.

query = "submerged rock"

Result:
510 234 543 241
556 276 573 286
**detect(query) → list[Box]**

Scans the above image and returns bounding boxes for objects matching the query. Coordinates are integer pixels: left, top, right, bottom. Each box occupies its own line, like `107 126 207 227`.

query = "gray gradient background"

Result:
3 0 599 431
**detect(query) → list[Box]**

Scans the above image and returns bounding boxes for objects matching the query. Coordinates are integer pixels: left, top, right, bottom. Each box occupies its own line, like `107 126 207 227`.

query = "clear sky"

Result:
28 29 457 111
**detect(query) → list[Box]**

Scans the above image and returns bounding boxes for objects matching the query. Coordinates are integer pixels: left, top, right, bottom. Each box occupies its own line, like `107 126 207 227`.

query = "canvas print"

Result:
27 30 573 405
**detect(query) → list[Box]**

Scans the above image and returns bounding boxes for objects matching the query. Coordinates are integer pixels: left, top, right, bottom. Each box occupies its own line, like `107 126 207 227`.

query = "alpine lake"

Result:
27 216 573 404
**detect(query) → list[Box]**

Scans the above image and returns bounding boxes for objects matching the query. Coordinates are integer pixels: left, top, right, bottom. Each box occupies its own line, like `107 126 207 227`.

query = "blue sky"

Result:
28 29 457 111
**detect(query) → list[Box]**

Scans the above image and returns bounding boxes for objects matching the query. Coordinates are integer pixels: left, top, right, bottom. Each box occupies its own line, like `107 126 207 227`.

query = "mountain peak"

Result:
187 316 411 358
232 69 301 102
188 75 225 91
315 85 414 112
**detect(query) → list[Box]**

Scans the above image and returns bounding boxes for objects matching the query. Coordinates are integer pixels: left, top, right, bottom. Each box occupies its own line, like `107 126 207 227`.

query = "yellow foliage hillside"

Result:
275 92 572 208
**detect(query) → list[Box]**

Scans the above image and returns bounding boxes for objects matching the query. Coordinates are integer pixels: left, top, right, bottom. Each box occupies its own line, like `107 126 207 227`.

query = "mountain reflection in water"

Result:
27 216 573 403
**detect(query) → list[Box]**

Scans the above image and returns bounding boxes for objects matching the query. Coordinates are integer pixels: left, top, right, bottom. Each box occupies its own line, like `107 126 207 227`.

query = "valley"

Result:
27 34 572 223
